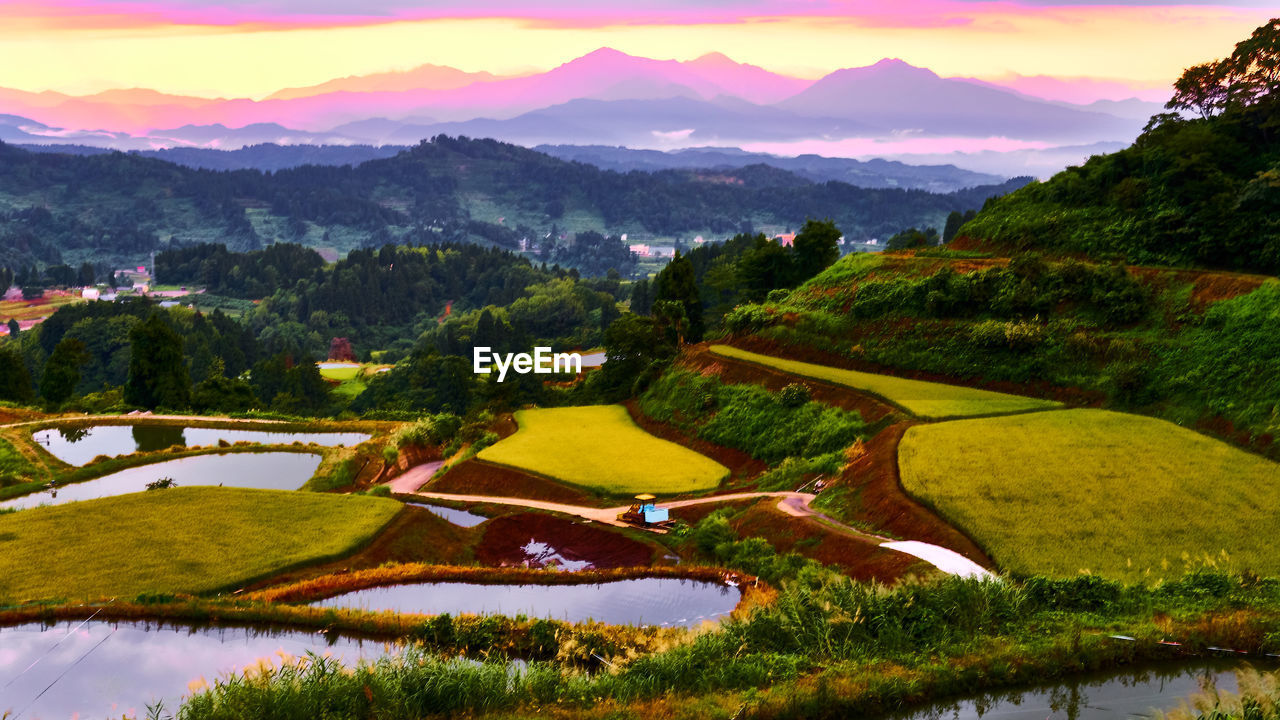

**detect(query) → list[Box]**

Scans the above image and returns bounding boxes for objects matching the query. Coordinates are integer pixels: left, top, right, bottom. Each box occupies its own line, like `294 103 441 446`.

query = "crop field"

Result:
317 362 362 381
899 408 1280 582
0 293 84 329
710 345 1060 419
0 487 401 601
477 405 729 495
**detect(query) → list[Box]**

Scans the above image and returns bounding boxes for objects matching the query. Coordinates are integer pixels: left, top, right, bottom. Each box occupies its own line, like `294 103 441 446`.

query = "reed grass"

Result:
169 571 1280 720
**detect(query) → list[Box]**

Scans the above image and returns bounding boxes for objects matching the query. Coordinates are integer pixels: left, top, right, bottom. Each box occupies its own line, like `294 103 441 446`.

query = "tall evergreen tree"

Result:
630 278 652 315
653 251 704 343
40 337 90 405
791 219 842 280
943 211 965 243
0 346 34 403
126 313 191 409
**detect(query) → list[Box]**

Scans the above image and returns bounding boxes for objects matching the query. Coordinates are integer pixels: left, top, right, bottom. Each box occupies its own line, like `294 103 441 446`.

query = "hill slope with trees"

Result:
0 136 1027 275
957 19 1280 274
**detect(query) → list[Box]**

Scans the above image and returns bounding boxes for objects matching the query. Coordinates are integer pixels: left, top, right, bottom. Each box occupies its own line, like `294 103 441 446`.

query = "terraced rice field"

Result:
710 345 1060 419
899 408 1280 582
0 487 401 601
477 405 729 495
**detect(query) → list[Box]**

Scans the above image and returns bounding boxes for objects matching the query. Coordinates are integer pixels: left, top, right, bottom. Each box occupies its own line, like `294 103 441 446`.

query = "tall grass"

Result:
171 571 1280 719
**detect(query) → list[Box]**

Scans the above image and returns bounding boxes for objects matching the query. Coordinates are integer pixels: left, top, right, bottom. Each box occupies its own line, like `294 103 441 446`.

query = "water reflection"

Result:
879 661 1272 720
0 620 397 720
313 577 741 628
33 425 370 466
405 502 487 527
0 453 323 510
132 424 186 453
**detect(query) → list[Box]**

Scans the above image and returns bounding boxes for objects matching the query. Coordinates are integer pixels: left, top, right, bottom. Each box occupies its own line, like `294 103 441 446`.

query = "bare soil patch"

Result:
427 458 607 507
731 500 924 582
475 513 655 569
836 422 992 567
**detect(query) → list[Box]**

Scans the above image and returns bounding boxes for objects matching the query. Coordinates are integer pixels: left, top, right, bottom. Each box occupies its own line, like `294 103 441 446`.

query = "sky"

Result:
0 0 1275 100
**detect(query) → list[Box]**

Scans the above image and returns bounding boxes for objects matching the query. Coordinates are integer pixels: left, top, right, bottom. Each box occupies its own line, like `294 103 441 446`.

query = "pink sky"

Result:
0 1 1273 102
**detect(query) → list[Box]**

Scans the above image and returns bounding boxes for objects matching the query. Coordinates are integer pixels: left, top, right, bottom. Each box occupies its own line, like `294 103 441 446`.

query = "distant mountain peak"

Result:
689 52 737 66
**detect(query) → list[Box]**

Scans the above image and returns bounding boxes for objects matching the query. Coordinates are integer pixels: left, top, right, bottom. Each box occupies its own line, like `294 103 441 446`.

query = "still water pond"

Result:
0 620 396 720
406 502 488 527
879 660 1273 720
0 452 322 510
33 424 369 466
314 577 740 628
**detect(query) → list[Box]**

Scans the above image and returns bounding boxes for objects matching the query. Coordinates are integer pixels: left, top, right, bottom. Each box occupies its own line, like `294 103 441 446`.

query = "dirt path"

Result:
386 461 444 494
406 487 992 578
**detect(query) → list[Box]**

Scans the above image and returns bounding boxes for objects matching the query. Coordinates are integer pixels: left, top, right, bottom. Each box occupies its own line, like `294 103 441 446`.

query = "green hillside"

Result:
0 136 1025 274
958 22 1280 274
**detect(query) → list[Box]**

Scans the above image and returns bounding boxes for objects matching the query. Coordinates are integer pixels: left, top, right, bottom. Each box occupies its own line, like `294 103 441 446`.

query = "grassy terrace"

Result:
477 405 729 495
710 344 1061 419
900 409 1280 582
0 487 401 601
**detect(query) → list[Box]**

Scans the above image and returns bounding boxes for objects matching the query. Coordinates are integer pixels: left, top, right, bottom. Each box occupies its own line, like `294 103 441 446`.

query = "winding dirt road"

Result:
405 486 991 578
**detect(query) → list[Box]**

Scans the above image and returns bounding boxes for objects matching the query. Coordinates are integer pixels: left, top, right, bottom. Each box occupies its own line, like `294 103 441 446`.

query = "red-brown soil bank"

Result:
475 513 654 569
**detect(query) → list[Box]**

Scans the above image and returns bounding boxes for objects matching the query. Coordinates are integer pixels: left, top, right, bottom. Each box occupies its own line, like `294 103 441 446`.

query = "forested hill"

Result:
957 21 1280 275
0 135 1028 275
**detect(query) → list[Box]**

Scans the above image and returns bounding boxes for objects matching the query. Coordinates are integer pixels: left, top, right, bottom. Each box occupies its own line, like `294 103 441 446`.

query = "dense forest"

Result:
959 20 1280 273
0 237 634 418
0 136 1027 275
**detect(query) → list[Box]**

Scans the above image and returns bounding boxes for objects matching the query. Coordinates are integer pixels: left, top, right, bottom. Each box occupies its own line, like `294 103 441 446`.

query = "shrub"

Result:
640 369 866 463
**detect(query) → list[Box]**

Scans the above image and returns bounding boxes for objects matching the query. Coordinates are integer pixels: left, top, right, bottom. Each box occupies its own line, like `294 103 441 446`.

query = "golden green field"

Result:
317 362 363 381
899 408 1280 582
0 487 401 601
709 345 1061 419
477 405 729 495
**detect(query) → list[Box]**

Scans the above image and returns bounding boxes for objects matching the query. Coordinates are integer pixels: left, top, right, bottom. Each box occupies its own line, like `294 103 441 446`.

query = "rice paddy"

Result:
899 408 1280 582
477 405 729 495
0 486 402 601
709 344 1061 419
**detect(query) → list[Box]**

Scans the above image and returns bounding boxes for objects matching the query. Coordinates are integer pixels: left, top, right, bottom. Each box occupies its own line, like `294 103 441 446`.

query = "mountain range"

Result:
0 49 1165 178
0 135 1030 273
15 142 1005 193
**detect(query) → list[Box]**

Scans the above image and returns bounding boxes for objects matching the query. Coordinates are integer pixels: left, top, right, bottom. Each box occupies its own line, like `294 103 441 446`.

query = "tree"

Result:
791 219 841 280
40 337 90 405
736 237 794 301
594 313 678 401
1225 18 1280 106
6 318 18 337
1167 19 1280 116
885 227 939 251
1167 61 1231 118
0 347 34 403
653 251 704 343
630 278 652 315
126 313 191 409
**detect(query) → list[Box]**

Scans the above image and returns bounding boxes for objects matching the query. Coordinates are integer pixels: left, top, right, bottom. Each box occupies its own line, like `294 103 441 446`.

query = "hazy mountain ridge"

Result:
0 136 1029 272
16 141 1008 193
0 50 1152 178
